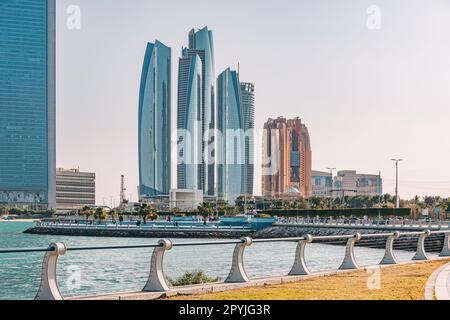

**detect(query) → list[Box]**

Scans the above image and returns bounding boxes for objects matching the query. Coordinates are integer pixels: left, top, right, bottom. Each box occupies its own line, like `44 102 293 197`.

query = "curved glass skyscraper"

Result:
138 41 171 199
241 82 255 196
177 49 203 190
188 27 216 196
217 68 245 204
0 0 56 210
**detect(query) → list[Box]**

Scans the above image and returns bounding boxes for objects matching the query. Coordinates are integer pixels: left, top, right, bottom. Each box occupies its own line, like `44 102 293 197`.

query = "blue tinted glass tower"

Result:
217 68 245 204
240 82 255 196
188 27 216 196
0 0 56 210
177 49 203 190
138 41 171 199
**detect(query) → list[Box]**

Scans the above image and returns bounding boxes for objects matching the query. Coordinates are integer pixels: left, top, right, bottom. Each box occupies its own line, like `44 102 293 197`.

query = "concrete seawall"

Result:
24 226 254 239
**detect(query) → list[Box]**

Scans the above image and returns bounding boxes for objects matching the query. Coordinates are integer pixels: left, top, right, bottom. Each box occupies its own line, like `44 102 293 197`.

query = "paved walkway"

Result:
425 262 450 300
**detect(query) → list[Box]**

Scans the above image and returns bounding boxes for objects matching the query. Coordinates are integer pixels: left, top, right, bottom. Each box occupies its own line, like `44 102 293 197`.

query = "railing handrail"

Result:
38 222 254 231
0 246 56 254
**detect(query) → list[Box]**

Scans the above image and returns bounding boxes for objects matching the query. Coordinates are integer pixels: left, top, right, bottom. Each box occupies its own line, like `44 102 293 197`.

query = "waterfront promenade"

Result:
2 226 449 300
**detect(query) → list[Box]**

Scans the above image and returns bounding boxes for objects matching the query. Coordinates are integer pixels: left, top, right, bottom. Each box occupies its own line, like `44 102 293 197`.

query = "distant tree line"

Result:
0 208 55 216
235 194 450 214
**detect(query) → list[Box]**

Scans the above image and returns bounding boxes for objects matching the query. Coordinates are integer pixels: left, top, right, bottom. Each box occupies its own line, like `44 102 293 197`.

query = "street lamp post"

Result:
327 167 336 210
391 159 403 209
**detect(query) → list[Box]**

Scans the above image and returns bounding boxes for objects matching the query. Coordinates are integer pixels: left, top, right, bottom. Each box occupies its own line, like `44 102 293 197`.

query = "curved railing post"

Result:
413 230 431 261
380 232 400 265
439 232 450 257
289 235 313 276
225 237 253 283
339 233 362 270
143 239 173 292
35 243 67 300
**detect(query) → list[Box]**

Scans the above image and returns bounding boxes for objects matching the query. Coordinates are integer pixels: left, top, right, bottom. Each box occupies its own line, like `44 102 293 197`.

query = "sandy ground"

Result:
171 259 450 300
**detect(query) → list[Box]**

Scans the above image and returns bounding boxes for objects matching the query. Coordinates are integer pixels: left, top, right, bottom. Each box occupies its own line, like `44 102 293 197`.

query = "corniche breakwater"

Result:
24 225 252 239
24 223 448 252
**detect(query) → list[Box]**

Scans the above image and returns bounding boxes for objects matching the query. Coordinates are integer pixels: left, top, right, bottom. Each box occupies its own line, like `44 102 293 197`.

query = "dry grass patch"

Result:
171 259 450 300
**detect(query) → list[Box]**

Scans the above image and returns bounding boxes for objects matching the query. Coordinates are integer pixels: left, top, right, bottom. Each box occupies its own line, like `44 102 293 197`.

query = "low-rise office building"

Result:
312 171 333 197
169 189 203 211
56 168 95 213
334 170 382 197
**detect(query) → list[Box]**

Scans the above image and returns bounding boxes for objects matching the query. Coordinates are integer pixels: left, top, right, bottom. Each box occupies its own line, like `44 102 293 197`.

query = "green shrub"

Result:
166 270 220 287
259 208 411 218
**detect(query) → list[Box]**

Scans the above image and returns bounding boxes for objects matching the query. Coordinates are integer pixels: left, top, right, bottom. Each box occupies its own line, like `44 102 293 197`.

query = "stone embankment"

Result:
254 225 446 252
24 226 253 239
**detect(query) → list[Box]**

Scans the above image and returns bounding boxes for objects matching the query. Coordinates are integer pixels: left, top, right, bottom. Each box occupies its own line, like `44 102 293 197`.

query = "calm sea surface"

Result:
0 221 437 300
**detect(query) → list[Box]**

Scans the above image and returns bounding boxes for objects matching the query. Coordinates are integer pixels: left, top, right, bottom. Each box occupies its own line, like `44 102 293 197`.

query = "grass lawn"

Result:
171 259 450 300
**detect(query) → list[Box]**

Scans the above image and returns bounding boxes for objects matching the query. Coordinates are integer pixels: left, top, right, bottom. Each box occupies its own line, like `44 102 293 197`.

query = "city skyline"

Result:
55 0 450 205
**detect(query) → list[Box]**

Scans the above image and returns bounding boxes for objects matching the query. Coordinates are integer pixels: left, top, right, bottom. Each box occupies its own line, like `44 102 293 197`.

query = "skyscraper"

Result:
240 82 255 196
217 68 245 204
138 41 171 199
262 117 312 198
177 48 203 191
0 0 56 210
188 27 216 196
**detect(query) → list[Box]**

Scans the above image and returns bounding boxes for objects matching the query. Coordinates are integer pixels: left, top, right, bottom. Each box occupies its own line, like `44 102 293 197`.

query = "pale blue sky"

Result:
56 0 450 205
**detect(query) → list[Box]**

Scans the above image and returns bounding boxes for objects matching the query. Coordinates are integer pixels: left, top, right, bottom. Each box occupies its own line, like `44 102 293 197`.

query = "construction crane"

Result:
120 174 127 206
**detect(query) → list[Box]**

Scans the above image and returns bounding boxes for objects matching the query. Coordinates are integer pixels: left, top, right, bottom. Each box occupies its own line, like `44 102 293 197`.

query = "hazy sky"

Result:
56 0 450 206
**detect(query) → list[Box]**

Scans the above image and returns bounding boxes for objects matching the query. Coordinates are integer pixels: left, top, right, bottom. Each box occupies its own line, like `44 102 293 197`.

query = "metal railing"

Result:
277 219 450 230
1 230 449 300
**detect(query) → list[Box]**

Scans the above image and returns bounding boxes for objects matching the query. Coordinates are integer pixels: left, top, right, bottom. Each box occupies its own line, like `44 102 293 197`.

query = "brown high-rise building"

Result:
262 117 312 198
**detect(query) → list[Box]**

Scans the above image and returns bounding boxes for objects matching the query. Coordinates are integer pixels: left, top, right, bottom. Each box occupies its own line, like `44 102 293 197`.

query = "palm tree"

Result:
139 203 156 224
95 207 107 224
80 206 93 223
197 202 214 225
110 209 117 223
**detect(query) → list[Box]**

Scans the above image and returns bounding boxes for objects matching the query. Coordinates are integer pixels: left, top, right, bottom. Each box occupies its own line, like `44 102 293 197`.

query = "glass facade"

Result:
177 48 203 190
0 0 56 209
188 27 216 196
312 171 333 197
138 41 171 198
240 82 255 196
217 68 244 204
